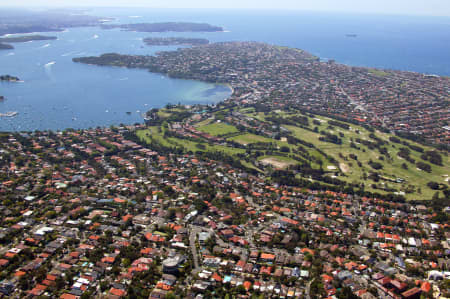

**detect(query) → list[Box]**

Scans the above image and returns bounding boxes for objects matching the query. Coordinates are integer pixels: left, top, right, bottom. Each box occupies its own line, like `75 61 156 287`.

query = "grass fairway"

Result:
283 115 449 201
138 106 448 201
197 122 239 136
228 133 273 145
137 127 244 156
259 155 297 169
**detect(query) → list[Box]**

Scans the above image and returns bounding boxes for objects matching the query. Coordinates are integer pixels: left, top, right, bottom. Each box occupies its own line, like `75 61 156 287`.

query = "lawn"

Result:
368 69 390 77
228 133 272 145
137 127 244 156
197 122 239 136
258 155 297 169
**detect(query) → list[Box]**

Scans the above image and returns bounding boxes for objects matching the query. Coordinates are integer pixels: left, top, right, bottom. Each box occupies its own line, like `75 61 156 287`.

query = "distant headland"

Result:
0 35 57 43
0 35 57 50
143 37 209 46
101 22 223 32
0 9 111 36
0 75 20 82
0 43 13 50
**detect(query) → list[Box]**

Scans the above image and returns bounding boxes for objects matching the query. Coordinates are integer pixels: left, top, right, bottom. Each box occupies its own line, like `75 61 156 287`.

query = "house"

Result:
162 255 185 274
401 287 421 299
260 253 276 263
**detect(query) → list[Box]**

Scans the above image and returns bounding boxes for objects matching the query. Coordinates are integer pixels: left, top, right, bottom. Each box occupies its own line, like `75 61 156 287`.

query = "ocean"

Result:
0 8 449 131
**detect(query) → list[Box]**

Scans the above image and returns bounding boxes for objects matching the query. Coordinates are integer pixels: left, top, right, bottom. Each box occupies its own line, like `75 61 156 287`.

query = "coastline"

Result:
1 10 449 132
224 83 235 100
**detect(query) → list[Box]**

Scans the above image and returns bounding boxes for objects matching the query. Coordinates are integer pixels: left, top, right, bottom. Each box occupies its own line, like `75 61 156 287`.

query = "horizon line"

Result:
1 6 450 18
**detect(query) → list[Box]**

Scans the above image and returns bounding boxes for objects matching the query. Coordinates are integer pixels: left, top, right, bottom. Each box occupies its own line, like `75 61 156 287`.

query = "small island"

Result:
0 35 57 43
0 75 20 82
0 43 13 50
143 37 209 46
101 22 223 32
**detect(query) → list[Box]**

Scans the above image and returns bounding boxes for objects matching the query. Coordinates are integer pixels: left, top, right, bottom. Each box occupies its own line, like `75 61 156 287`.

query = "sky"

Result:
4 0 450 17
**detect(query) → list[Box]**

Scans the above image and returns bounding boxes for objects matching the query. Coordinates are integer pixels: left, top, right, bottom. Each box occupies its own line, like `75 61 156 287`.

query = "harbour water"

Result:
0 8 448 131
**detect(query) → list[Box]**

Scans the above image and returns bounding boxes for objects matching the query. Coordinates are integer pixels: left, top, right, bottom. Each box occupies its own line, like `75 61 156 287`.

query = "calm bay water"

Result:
0 8 449 131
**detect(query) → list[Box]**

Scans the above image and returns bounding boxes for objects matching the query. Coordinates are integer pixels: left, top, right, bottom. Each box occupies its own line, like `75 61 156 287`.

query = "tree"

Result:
18 275 30 290
280 145 290 153
337 286 358 299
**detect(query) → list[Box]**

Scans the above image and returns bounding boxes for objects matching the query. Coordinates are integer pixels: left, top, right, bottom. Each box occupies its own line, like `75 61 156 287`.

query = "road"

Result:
306 278 315 299
188 225 200 271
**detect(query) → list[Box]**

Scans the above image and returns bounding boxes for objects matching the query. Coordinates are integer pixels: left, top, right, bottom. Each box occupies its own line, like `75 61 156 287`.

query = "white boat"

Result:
0 111 18 117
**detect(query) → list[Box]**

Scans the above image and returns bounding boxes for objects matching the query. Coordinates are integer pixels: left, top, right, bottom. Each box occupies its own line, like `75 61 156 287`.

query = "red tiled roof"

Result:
260 253 275 260
60 294 79 299
110 287 126 297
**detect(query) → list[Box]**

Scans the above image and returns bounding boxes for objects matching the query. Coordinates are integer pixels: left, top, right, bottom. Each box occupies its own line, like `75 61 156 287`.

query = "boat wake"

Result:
44 61 56 68
39 43 51 49
61 51 76 57
118 77 129 81
5 52 14 56
129 15 143 18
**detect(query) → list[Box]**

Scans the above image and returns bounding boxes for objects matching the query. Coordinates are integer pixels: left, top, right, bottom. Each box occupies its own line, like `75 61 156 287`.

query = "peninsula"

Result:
143 37 209 46
101 22 223 32
0 35 57 43
0 43 13 50
73 42 449 144
0 8 111 36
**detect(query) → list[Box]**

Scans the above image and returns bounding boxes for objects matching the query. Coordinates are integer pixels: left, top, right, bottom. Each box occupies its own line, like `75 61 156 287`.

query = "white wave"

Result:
118 77 129 81
61 51 76 57
44 61 56 68
129 15 142 18
40 43 50 49
223 30 231 33
88 34 99 40
6 52 15 56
